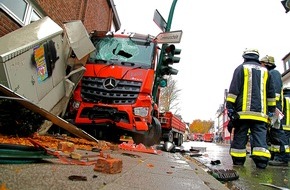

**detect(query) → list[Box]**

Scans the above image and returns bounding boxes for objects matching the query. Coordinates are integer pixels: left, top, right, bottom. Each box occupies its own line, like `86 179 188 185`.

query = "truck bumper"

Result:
74 103 149 131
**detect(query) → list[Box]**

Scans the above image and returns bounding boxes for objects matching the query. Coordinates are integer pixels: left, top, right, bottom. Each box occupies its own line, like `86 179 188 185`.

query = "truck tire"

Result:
133 117 161 147
167 131 174 143
180 134 183 145
174 134 183 146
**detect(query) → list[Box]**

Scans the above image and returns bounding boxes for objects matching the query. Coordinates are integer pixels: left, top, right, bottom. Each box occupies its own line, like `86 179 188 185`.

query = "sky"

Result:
113 0 290 123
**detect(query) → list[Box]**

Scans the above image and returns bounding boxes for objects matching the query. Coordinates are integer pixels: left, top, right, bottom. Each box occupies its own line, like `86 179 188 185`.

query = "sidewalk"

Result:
0 146 229 190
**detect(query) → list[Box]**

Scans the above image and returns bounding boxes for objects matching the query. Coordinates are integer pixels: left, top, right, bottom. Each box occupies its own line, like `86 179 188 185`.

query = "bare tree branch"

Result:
159 76 181 113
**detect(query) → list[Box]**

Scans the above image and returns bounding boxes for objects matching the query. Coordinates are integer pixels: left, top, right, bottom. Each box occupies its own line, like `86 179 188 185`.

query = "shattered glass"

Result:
89 37 155 67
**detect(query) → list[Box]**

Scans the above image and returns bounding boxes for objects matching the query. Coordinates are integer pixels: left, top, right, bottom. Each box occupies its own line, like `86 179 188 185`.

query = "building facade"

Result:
282 52 290 87
0 0 120 37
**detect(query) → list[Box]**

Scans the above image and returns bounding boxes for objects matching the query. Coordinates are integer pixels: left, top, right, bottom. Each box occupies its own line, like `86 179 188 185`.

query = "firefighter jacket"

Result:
269 69 283 111
282 89 290 132
226 60 276 123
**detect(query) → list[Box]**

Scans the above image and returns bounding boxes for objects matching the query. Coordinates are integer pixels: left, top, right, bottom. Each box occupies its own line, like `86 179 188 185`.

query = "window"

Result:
0 0 42 26
286 60 290 72
283 59 290 72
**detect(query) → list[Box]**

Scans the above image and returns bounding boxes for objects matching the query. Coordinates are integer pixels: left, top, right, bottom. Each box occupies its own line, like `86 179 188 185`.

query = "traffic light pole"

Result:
152 0 178 103
165 0 178 32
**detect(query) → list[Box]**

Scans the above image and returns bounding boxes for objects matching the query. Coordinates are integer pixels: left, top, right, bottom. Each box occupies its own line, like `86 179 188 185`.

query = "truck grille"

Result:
81 77 142 104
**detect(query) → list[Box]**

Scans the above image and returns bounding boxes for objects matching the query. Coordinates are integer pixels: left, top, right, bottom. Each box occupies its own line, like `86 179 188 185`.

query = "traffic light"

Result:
281 0 290 13
160 44 181 76
159 78 167 87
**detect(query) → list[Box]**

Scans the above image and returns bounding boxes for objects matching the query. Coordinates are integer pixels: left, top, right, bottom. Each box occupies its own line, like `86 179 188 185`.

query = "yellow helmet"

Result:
243 48 259 56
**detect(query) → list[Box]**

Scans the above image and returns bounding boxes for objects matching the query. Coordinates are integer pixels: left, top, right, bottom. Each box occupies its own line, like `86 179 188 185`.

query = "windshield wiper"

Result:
121 62 135 66
87 59 107 64
94 59 107 63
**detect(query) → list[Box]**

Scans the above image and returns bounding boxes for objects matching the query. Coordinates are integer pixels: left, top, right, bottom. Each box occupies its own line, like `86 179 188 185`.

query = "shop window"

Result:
0 0 41 26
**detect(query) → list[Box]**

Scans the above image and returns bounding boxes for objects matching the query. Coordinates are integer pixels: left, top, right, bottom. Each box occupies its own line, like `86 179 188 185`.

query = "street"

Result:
181 141 290 190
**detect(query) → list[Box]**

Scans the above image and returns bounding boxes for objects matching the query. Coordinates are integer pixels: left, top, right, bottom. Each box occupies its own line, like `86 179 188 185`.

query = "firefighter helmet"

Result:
243 48 259 56
260 55 276 69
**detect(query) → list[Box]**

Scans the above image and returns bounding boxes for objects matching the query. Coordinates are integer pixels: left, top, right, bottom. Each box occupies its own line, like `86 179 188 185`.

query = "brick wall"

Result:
0 0 113 37
0 11 21 37
83 0 111 32
35 0 83 27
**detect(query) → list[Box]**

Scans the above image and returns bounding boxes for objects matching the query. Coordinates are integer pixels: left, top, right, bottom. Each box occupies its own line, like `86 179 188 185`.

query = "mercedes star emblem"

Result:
103 78 117 90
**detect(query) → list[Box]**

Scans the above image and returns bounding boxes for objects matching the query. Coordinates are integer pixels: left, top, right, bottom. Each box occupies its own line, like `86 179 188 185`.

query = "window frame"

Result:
0 0 42 26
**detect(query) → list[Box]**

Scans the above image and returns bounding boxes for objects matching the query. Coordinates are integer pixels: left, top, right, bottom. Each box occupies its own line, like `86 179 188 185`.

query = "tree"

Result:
189 119 214 134
159 76 181 114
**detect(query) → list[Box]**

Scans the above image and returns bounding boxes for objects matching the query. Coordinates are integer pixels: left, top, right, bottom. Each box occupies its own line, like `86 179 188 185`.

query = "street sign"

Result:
155 30 183 43
153 9 166 32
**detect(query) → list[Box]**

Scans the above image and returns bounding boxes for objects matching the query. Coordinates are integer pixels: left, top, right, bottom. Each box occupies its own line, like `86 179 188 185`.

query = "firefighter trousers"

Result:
268 128 290 162
230 119 271 169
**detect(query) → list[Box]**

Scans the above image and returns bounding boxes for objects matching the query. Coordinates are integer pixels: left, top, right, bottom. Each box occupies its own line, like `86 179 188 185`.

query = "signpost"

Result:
153 9 166 32
155 30 183 44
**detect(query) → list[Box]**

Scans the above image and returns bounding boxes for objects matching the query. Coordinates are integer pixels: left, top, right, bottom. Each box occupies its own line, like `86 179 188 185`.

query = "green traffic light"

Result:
159 78 167 87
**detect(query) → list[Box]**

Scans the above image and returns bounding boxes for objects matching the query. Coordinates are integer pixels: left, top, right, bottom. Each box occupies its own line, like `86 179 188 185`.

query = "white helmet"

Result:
243 48 259 56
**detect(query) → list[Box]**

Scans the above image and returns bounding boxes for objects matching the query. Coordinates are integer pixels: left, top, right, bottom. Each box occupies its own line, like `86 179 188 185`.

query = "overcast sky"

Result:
113 0 290 123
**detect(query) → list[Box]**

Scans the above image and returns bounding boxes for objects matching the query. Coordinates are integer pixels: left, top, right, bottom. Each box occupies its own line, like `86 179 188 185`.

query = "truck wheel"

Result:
180 134 184 145
167 131 174 143
133 117 161 147
174 134 183 146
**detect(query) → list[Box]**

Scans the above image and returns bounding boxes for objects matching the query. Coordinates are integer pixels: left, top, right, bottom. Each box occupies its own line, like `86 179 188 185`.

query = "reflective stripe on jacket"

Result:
226 62 276 123
269 69 283 111
282 97 290 131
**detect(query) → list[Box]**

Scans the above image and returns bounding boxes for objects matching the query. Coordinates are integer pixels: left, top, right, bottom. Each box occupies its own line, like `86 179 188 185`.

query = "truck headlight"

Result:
133 107 149 117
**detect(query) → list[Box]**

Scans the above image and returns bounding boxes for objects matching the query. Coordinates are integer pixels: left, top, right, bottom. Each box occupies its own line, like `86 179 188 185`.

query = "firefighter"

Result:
260 55 289 166
274 87 290 166
226 48 276 169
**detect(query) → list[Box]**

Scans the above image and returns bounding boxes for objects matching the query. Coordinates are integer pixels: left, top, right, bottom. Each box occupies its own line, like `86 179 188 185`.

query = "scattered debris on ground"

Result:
118 140 161 154
208 169 239 182
210 160 221 165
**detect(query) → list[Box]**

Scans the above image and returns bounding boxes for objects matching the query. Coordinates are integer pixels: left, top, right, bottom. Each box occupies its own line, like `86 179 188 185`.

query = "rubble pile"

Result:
0 95 45 137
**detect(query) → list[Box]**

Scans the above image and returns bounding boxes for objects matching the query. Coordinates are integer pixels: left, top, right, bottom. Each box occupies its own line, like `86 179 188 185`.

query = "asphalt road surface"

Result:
181 141 290 190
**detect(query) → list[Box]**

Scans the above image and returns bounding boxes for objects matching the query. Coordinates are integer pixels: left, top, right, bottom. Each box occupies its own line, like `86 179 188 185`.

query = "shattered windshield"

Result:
89 37 155 67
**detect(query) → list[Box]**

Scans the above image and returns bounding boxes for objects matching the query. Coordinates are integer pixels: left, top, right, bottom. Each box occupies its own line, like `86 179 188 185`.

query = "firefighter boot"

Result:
232 157 245 166
268 160 288 166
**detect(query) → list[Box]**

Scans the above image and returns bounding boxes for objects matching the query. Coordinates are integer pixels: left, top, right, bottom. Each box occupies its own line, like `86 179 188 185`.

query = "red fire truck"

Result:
203 133 214 142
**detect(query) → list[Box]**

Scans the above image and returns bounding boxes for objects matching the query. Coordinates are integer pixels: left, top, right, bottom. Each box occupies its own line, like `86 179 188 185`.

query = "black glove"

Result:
227 120 234 133
227 109 240 133
228 109 240 121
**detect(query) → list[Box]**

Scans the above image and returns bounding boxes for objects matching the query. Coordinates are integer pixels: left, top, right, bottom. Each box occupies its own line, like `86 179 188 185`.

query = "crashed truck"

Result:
0 16 182 146
64 29 183 147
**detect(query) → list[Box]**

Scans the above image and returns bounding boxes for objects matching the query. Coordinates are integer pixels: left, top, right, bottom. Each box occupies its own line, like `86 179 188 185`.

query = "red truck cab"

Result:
66 31 161 146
